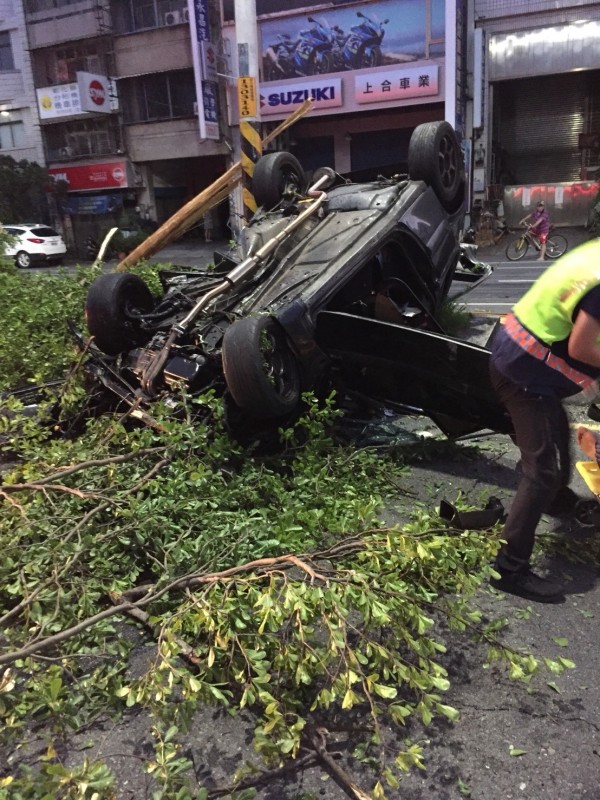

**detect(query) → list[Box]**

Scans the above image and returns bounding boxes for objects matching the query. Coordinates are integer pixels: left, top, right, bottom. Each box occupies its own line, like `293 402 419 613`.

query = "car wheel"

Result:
85 272 154 356
222 316 301 419
15 251 32 269
408 121 465 212
252 152 307 209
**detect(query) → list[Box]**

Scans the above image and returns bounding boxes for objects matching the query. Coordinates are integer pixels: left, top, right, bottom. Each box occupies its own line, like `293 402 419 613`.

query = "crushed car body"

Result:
78 121 512 438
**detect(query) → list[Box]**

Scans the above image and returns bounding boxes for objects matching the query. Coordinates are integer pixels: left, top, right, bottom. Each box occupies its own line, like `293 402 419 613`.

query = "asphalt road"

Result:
462 226 593 314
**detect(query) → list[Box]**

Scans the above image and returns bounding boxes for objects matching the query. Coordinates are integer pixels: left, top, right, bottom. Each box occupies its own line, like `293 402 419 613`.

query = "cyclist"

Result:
519 200 550 261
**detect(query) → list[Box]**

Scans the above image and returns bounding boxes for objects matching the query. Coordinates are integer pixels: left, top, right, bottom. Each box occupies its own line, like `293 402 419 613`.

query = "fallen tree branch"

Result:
310 727 373 800
115 100 313 270
0 553 327 665
0 483 105 499
26 446 169 485
0 456 171 631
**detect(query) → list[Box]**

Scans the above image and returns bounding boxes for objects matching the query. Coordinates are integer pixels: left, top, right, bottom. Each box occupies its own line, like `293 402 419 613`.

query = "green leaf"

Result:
436 703 460 721
509 746 527 757
552 637 569 647
373 683 398 699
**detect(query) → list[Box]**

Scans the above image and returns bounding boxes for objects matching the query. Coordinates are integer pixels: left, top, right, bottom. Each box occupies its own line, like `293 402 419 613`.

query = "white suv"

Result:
2 223 67 268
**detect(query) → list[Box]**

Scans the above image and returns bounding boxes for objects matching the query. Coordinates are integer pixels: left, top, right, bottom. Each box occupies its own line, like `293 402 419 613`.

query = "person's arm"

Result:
519 212 531 226
568 309 600 366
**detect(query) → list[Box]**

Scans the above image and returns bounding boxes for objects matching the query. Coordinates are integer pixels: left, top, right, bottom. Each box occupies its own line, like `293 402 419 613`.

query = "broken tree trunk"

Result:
115 100 312 271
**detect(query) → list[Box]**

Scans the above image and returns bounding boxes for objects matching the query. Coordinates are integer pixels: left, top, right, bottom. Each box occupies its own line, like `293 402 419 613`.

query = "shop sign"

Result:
48 161 129 191
200 39 218 83
63 194 123 215
188 0 220 140
354 65 439 104
238 76 257 118
37 84 82 119
77 72 112 114
260 78 342 115
259 0 445 84
36 73 112 119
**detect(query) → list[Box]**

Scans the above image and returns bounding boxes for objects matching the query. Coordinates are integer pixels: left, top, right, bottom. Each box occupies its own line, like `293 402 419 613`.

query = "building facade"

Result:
472 0 600 226
2 0 598 252
0 0 45 166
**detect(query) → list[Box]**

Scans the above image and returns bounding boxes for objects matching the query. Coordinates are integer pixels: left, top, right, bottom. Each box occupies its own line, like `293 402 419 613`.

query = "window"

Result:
0 32 15 71
121 70 196 123
112 0 188 34
44 118 120 160
53 43 102 83
0 121 25 149
25 1 81 10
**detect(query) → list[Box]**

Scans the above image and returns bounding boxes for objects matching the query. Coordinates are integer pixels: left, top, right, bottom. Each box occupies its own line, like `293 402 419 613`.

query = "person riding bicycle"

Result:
519 200 550 261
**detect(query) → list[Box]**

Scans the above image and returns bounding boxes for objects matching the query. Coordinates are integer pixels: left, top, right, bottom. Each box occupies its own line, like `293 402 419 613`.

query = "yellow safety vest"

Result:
514 238 600 344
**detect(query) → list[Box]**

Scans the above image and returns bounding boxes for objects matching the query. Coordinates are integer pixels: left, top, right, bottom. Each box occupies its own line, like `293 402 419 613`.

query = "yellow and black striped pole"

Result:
237 76 262 221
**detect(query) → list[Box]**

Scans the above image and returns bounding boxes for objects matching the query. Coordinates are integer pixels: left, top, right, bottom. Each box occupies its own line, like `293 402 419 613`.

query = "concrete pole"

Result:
234 0 262 222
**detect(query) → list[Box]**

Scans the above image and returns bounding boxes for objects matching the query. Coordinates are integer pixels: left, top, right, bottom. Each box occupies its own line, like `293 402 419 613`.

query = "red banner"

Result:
48 161 128 191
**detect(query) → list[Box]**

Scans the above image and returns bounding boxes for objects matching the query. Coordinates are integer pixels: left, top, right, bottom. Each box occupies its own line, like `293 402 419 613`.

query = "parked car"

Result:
2 223 67 268
79 121 511 439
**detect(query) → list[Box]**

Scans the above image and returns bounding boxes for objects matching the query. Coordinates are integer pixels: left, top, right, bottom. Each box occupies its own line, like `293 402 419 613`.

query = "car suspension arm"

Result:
140 173 332 397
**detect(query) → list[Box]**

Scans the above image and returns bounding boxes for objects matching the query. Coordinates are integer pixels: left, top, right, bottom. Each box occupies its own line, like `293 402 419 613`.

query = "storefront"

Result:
47 159 136 256
475 16 600 223
224 0 452 180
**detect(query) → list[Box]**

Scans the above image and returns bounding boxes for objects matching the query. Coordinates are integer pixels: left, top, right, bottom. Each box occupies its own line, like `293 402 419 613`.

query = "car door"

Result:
315 310 513 437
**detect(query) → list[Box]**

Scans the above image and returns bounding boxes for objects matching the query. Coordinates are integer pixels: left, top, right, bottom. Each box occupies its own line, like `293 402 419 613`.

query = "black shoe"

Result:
545 486 581 516
587 403 600 423
574 498 600 527
490 569 565 603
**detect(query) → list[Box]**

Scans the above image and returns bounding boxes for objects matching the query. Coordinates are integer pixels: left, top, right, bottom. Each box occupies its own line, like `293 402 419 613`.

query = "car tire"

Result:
408 121 465 212
252 152 307 209
85 272 154 356
222 316 301 419
15 251 32 269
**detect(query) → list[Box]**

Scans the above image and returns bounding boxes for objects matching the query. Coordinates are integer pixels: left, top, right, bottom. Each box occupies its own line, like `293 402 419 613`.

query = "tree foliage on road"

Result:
0 269 577 799
0 156 57 224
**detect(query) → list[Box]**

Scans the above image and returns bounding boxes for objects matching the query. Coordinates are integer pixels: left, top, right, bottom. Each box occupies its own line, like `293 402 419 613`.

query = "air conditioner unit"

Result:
182 8 190 23
164 10 181 25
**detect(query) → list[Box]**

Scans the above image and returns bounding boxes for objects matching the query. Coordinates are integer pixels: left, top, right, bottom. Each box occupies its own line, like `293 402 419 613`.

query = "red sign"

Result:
88 80 106 106
48 161 128 191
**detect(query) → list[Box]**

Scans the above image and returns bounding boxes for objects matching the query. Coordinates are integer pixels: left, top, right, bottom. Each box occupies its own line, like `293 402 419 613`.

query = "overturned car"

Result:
81 121 511 438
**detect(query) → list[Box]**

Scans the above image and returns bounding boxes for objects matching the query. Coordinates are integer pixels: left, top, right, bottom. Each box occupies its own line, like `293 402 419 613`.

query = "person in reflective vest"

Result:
489 238 600 602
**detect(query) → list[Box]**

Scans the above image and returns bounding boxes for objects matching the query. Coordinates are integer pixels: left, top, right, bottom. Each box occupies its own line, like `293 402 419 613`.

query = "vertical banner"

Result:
473 28 486 129
188 0 220 140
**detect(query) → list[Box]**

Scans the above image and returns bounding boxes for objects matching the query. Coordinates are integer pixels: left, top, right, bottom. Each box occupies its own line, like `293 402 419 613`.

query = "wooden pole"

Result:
115 100 312 271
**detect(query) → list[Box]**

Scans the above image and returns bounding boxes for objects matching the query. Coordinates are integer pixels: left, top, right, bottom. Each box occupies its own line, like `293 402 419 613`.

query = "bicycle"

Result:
505 225 568 261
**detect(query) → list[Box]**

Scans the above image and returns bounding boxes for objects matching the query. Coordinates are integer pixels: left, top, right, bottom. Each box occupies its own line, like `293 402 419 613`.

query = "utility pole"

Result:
234 0 262 222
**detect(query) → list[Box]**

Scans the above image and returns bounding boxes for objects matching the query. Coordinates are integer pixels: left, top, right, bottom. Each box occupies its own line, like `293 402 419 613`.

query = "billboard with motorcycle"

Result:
260 0 445 81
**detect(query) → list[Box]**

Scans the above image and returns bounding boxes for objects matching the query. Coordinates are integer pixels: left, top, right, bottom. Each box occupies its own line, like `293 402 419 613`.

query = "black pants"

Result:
489 362 571 573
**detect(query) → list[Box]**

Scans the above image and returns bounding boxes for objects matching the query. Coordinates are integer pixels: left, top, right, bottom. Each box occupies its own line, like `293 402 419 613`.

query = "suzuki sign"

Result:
260 78 342 115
